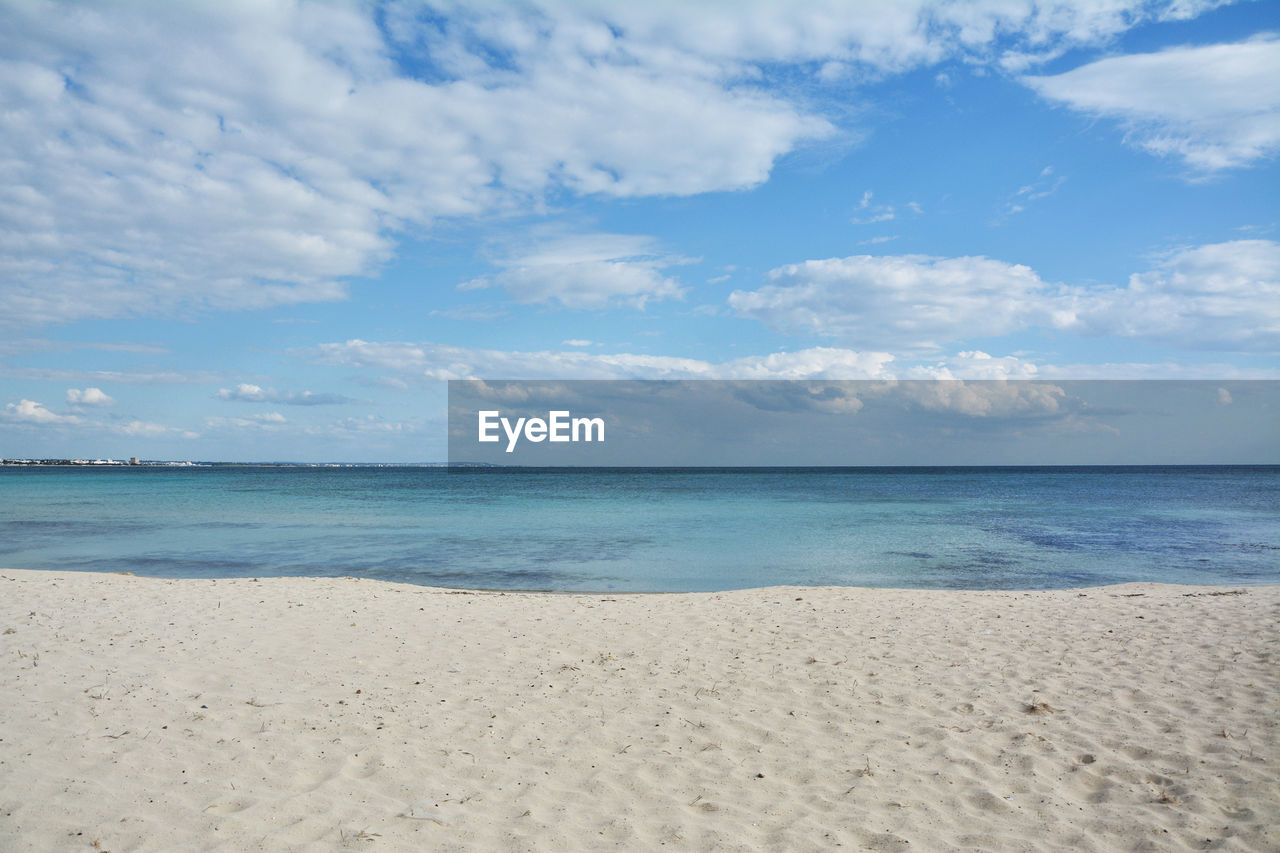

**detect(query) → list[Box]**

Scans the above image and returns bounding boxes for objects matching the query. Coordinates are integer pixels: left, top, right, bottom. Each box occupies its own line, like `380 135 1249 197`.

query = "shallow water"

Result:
1 465 1276 591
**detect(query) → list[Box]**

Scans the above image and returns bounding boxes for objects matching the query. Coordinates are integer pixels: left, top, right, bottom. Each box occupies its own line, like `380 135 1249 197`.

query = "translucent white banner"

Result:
447 380 1279 467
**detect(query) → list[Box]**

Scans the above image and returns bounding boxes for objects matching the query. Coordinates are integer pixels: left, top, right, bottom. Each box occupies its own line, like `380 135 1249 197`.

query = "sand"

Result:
0 570 1276 852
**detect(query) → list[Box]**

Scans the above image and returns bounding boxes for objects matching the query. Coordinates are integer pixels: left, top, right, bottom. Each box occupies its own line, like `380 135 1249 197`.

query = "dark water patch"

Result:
427 534 657 566
63 556 265 574
959 550 1019 567
1016 530 1085 551
1003 515 1234 556
0 518 162 539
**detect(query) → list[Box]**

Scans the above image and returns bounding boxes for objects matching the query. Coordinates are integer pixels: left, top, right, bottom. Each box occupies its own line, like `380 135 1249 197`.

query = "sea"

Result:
1 465 1277 592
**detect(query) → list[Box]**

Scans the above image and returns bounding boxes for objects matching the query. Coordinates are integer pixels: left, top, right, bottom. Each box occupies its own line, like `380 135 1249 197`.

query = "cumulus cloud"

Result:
65 387 115 407
1067 240 1280 351
1 396 201 437
729 241 1280 353
1024 36 1280 170
0 1 826 326
729 253 1066 350
214 383 353 405
0 0 1222 327
460 234 686 309
903 351 1044 380
2 398 80 424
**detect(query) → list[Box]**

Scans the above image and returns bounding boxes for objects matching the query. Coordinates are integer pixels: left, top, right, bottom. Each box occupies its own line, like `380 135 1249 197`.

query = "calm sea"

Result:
1 466 1276 592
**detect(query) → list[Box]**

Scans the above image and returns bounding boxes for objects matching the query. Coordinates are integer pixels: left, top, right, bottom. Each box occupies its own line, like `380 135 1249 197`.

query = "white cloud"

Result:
903 350 1044 379
3 398 80 424
0 2 827 326
215 384 267 402
730 241 1280 353
307 338 1280 384
570 1 1204 72
307 339 897 380
461 234 687 309
562 339 595 347
0 0 1223 327
1 396 202 437
720 348 898 379
65 387 115 407
729 253 1064 350
852 189 897 224
1024 36 1280 170
1067 240 1280 351
214 383 353 405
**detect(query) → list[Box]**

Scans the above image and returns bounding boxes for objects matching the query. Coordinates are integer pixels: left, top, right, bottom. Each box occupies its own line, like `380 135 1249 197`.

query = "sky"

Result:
0 0 1277 462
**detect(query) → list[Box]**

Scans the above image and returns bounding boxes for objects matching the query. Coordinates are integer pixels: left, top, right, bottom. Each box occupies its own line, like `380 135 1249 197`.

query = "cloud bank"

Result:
729 241 1279 352
0 0 1234 327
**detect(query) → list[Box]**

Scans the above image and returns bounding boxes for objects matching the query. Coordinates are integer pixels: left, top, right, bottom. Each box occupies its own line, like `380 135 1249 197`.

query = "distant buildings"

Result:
2 458 199 466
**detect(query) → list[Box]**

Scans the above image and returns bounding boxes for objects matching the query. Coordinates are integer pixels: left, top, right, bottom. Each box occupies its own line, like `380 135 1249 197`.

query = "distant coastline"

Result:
4 459 1277 469
3 457 169 467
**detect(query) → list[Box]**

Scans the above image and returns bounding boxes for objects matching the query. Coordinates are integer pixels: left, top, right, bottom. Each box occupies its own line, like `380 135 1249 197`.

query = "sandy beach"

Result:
0 570 1276 851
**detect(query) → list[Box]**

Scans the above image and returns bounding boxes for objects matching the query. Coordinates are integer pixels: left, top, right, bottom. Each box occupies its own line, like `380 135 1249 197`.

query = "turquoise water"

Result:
1 466 1277 591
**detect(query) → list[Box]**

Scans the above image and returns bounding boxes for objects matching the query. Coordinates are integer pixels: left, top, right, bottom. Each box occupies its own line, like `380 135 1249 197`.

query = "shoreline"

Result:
6 567 1280 596
2 569 1277 851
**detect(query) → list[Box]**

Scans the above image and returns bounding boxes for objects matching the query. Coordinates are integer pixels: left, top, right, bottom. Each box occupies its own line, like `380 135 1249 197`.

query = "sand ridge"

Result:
0 570 1276 851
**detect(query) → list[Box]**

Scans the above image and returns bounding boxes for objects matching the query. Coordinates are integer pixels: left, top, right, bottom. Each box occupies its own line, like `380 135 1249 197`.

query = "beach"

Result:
1 570 1276 851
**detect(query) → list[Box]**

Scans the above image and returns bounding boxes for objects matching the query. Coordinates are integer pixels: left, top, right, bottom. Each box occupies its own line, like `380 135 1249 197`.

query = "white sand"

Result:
1 570 1276 852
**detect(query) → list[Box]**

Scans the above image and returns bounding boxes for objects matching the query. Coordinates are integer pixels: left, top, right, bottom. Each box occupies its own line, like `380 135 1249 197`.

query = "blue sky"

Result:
1 0 1277 462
